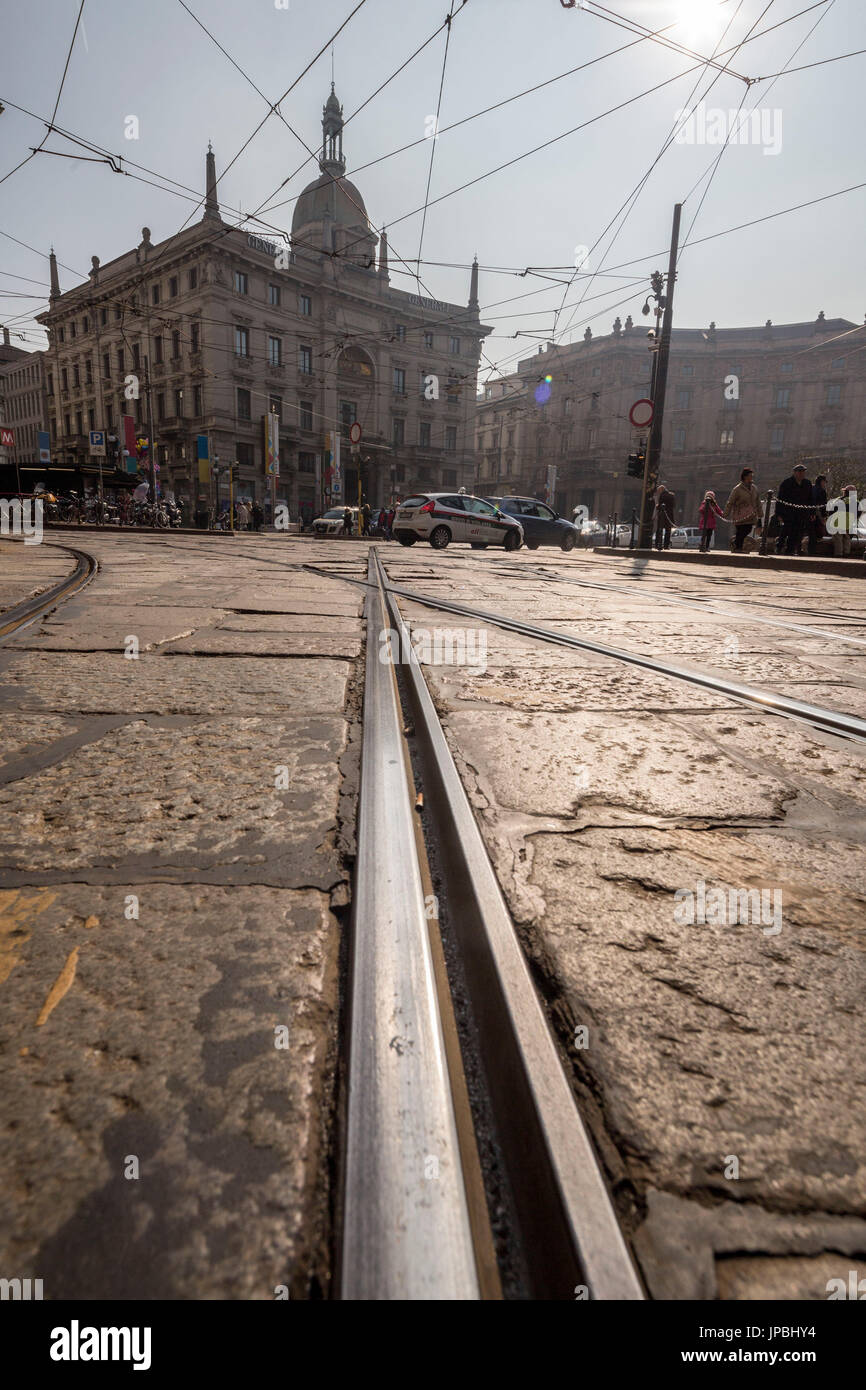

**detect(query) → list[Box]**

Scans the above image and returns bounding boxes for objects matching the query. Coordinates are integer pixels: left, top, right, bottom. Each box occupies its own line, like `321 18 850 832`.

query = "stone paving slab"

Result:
0 883 339 1299
0 540 77 614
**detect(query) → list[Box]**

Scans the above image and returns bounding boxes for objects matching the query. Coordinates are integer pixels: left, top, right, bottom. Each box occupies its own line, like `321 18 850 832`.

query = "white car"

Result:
312 506 357 536
393 492 524 550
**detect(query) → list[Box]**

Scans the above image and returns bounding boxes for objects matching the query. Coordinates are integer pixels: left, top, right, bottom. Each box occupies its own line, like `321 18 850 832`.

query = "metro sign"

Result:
0 427 14 448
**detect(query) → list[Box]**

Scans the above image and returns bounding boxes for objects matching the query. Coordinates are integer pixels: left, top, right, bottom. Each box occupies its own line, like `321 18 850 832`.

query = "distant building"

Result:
37 88 489 516
0 334 49 485
474 314 866 523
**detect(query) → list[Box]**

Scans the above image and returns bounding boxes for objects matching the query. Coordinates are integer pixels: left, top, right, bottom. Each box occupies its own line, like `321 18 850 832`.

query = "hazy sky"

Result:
1 0 863 382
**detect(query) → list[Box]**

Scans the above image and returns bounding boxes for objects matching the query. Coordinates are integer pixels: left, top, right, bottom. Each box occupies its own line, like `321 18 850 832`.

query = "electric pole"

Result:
639 202 681 549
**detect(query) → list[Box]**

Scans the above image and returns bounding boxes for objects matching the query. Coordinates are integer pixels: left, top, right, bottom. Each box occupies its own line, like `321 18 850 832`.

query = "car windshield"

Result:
400 495 429 508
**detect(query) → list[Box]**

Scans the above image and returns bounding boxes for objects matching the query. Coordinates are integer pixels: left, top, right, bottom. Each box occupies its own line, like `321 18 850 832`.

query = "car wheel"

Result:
503 530 521 552
560 532 576 552
396 534 416 546
470 542 488 550
525 541 539 550
429 525 451 549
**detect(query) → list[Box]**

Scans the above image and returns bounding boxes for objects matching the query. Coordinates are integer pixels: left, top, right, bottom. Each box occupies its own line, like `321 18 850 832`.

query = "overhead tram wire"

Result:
552 0 756 346
415 1 460 290
679 0 839 257
0 0 86 189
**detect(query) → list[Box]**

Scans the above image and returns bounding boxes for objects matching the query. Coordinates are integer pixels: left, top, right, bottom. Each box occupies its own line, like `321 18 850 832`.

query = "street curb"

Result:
591 546 866 578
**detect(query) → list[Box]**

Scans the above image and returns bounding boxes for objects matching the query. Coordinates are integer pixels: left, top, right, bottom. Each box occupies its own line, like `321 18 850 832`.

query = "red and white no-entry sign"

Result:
349 422 362 445
628 398 654 429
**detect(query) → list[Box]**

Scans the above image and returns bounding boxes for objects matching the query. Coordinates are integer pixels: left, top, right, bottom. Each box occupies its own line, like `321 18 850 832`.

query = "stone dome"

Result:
291 173 370 237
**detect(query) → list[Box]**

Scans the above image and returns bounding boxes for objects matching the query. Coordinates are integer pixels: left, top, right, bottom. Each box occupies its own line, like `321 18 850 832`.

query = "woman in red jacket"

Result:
698 490 724 552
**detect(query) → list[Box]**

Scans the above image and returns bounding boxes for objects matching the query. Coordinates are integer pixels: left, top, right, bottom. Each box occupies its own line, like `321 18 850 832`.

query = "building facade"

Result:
474 314 866 525
0 338 49 485
37 88 489 518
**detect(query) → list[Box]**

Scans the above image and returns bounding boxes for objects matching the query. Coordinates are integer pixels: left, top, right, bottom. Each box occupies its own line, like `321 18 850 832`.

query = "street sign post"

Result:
349 422 362 446
89 430 106 514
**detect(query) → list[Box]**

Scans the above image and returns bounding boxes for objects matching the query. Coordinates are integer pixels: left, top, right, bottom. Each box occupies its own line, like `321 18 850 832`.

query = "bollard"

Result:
759 489 774 555
629 509 637 549
612 511 618 548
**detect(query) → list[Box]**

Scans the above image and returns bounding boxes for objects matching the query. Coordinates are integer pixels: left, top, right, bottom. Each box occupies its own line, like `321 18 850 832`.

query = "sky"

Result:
0 0 863 385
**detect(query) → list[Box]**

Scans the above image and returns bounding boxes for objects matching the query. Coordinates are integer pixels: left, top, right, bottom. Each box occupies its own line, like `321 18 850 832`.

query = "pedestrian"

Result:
362 501 372 536
251 499 263 532
808 474 828 556
697 490 724 552
341 506 352 537
776 464 813 555
377 507 388 538
236 499 250 530
653 482 675 550
723 467 761 551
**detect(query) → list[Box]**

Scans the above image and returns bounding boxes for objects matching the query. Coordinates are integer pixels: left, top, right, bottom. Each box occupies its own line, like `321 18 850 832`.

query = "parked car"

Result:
393 492 523 550
670 527 689 548
312 506 357 537
487 496 579 551
676 526 703 549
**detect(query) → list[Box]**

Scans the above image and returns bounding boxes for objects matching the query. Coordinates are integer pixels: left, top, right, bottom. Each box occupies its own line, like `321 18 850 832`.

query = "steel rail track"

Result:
376 567 866 744
495 561 866 650
0 543 97 644
372 551 645 1300
340 554 480 1300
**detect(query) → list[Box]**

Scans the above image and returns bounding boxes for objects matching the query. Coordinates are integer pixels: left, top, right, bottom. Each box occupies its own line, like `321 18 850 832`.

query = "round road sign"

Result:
629 398 654 429
349 422 362 445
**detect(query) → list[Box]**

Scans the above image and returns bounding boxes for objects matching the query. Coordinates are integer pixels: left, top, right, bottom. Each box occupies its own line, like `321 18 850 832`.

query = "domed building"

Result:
38 86 491 520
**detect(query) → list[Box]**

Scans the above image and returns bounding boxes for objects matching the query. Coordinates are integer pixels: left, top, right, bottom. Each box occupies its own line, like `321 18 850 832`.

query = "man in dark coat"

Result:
776 465 812 555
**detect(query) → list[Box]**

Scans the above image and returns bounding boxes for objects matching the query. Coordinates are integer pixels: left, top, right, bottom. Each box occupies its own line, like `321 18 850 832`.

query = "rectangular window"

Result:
419 421 431 447
151 284 160 305
88 408 95 431
132 343 141 370
234 271 248 295
299 345 312 374
102 352 110 378
73 364 80 388
100 307 108 326
826 383 842 405
446 378 460 404
673 427 686 452
392 417 405 445
172 330 181 358
116 349 125 374
449 336 461 355
445 425 457 451
82 316 89 333
832 357 844 368
298 451 315 473
442 469 457 488
393 367 406 393
156 393 165 421
175 388 184 416
154 336 163 364
591 365 600 377
394 324 405 342
299 399 313 430
424 332 433 350
780 361 793 373
191 322 200 353
114 306 121 321
821 422 835 443
340 401 357 434
58 326 65 342
169 276 178 298
64 413 71 436
235 326 249 357
675 387 690 408
188 267 198 290
61 367 68 391
775 387 791 408
237 388 251 420
85 358 92 385
193 384 203 416
268 283 281 307
770 425 785 452
237 442 254 468
681 363 694 376
720 429 734 447
269 395 283 420
70 322 76 339
268 335 282 366
299 293 312 316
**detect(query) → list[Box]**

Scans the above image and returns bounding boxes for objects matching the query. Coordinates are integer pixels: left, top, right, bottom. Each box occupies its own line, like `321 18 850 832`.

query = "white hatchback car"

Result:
393 492 524 550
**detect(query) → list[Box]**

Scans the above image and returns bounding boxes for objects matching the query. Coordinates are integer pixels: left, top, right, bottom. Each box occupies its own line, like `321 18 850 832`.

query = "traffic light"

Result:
231 463 240 482
627 449 645 478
